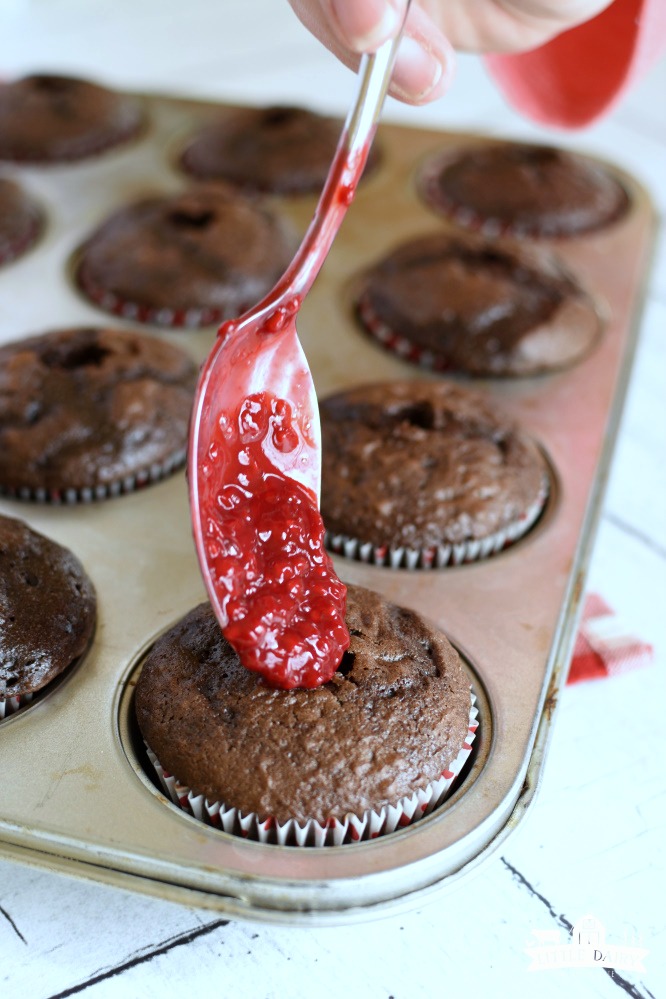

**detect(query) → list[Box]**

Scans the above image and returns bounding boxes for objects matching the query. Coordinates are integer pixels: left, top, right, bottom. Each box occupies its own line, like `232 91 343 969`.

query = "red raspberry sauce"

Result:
198 390 349 689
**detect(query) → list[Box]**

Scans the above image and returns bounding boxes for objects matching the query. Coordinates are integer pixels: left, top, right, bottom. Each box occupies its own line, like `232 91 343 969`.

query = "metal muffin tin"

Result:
0 94 656 925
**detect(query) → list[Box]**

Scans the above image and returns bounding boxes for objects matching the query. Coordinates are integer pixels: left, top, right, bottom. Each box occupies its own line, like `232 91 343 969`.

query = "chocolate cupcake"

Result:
355 231 602 376
135 586 477 845
321 381 549 569
0 177 43 267
75 185 296 328
0 514 96 719
419 142 629 238
180 104 379 195
0 326 197 502
0 74 144 163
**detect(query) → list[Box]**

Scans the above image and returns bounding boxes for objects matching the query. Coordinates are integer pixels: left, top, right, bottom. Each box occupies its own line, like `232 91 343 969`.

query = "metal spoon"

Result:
189 11 411 688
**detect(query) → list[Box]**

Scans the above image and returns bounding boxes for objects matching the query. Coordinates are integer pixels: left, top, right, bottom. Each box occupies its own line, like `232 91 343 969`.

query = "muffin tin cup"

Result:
0 102 146 166
144 696 479 847
170 98 386 194
74 273 222 330
356 291 603 378
325 476 549 570
1 131 145 165
0 212 43 268
0 448 187 505
416 145 630 240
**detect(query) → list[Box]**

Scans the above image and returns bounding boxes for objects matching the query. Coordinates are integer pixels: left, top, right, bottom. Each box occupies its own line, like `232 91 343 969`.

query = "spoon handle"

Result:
341 3 413 164
228 1 412 330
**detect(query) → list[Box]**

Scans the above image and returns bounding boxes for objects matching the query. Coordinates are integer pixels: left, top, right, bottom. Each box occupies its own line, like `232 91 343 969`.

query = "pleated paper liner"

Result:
357 292 461 374
145 695 479 847
0 691 33 720
326 476 549 571
356 289 603 378
0 446 186 505
416 146 630 240
0 632 94 723
0 97 146 165
0 209 44 268
75 272 222 330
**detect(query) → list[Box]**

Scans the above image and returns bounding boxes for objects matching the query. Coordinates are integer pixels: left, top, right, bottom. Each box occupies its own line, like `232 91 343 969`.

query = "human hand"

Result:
287 0 614 104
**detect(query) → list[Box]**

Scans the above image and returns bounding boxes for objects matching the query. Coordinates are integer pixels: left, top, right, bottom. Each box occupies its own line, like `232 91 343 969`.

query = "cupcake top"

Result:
76 185 296 327
420 142 628 237
356 231 601 376
321 380 548 551
0 514 96 699
0 177 43 267
135 586 470 824
180 104 379 194
0 326 197 500
0 74 144 163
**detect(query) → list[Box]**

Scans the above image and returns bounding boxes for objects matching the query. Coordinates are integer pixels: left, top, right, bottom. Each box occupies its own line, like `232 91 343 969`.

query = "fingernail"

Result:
391 34 447 102
331 0 401 52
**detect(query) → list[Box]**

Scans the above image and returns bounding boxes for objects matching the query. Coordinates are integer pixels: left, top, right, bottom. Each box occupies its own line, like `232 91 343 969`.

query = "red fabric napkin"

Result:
485 0 666 127
567 593 654 684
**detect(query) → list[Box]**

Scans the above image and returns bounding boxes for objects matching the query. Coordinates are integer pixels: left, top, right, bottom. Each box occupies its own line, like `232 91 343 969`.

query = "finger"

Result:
287 0 362 70
330 0 455 103
287 0 454 105
328 0 405 52
390 3 455 104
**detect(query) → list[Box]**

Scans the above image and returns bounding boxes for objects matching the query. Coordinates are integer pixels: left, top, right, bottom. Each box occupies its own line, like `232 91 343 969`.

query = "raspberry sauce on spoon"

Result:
189 15 411 688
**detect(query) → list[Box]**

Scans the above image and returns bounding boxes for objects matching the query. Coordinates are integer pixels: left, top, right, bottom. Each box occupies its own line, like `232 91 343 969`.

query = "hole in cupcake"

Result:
24 400 42 425
23 572 39 586
520 145 560 165
262 107 299 127
42 338 111 369
29 75 76 93
391 401 436 431
493 433 510 458
168 208 215 229
336 649 356 677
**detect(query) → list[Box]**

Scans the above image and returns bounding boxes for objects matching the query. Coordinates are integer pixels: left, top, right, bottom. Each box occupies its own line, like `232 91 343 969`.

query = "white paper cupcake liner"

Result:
325 477 549 570
0 212 43 268
3 108 145 166
0 447 187 504
418 151 521 239
145 694 478 847
357 293 456 373
358 285 603 379
0 691 33 720
77 274 221 330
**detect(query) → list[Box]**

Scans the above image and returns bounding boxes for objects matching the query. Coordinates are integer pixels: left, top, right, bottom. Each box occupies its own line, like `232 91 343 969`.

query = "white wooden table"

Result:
1 2 664 997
